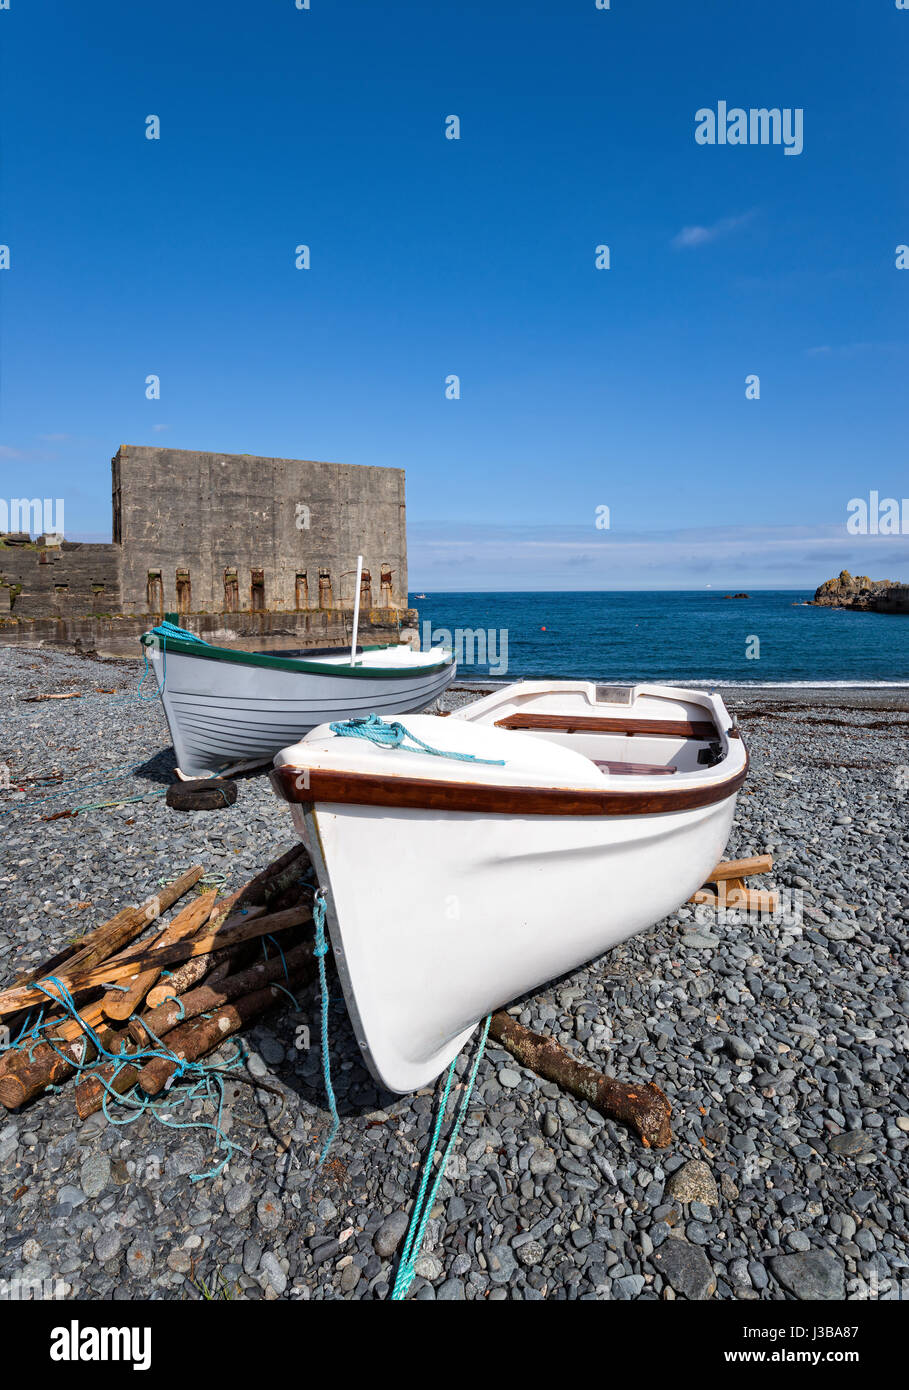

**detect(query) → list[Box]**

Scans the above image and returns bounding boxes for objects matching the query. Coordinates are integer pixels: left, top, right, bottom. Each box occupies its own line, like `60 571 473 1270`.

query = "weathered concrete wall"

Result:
0 608 419 660
113 445 408 615
0 542 121 619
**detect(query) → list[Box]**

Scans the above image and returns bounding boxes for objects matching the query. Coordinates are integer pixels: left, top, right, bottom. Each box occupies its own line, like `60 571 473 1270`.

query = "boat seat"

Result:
594 760 678 776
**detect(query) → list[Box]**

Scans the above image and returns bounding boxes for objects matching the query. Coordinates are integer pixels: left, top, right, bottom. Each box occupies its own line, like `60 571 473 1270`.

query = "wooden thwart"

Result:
493 712 718 739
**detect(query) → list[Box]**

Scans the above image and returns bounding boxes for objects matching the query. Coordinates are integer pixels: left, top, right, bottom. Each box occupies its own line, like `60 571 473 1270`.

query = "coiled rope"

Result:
328 713 505 766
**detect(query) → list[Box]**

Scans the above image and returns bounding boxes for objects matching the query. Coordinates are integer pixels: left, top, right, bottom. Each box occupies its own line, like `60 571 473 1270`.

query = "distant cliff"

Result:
812 570 909 613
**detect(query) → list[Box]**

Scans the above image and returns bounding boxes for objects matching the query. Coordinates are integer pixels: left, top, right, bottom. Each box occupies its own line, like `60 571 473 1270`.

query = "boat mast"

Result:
350 554 363 664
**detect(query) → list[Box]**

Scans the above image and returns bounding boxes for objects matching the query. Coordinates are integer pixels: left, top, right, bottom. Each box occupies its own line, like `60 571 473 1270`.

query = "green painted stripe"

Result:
140 630 452 679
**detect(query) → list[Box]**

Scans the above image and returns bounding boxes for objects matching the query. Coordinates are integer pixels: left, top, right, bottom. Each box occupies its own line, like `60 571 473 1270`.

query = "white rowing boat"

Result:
270 680 748 1093
140 623 456 779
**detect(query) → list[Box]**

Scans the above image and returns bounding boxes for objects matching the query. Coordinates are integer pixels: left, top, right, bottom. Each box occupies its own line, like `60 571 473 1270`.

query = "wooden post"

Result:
489 1012 672 1149
136 978 307 1097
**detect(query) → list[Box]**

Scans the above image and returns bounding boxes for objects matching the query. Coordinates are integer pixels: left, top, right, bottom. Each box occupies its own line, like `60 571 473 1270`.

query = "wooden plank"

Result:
594 761 678 776
493 712 719 739
689 885 779 913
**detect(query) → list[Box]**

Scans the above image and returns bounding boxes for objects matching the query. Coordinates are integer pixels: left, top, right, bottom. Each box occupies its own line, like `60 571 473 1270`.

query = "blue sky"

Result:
1 0 907 588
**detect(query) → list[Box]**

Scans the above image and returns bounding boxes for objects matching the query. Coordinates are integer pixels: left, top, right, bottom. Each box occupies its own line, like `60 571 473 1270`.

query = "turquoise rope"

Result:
329 713 506 766
14 975 249 1181
138 620 211 702
150 620 211 644
312 889 340 1165
391 1014 491 1301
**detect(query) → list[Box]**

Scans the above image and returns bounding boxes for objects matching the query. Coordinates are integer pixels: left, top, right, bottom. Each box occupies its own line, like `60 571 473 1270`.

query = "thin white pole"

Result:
350 554 363 664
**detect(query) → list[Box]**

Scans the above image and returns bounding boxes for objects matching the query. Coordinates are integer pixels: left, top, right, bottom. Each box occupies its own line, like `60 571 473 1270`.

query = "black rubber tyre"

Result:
165 777 238 812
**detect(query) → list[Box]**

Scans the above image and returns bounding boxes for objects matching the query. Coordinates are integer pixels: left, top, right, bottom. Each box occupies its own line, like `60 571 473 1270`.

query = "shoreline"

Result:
446 682 909 713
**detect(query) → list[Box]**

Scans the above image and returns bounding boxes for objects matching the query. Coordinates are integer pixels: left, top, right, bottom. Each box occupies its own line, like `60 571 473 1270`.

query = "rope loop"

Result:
329 713 506 766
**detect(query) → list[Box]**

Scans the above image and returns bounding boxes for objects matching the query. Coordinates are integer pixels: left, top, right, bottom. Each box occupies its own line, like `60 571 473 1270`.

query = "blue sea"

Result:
409 591 909 686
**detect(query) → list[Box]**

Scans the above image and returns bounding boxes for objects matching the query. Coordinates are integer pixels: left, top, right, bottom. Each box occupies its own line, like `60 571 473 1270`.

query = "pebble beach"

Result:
1 646 908 1301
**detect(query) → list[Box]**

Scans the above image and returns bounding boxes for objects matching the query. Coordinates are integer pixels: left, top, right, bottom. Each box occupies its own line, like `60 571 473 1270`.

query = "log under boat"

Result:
270 681 748 1092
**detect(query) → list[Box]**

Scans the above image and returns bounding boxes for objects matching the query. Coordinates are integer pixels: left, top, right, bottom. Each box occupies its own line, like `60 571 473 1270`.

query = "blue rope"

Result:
312 889 340 1165
9 975 249 1181
391 1014 491 1300
329 714 506 766
138 621 211 702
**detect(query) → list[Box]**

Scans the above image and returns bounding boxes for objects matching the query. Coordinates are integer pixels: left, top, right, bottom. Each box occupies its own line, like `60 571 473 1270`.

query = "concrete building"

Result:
0 446 416 656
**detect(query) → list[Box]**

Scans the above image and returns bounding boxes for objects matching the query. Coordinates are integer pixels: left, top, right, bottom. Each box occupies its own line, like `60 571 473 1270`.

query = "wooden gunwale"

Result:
493 713 720 739
269 747 749 817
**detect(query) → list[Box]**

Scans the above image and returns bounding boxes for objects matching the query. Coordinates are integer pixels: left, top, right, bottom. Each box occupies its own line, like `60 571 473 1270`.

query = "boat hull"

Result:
150 648 456 777
294 789 738 1093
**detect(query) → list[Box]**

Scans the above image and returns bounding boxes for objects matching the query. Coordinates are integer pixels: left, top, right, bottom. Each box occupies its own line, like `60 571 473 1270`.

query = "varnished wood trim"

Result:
493 713 719 739
269 753 748 817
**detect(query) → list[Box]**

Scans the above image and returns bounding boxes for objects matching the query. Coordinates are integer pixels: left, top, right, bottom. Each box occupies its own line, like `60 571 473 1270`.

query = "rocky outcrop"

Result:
811 570 904 611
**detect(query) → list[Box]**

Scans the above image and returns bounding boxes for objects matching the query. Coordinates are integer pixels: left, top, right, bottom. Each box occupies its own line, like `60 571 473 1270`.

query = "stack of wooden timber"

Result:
0 845 316 1116
0 851 779 1149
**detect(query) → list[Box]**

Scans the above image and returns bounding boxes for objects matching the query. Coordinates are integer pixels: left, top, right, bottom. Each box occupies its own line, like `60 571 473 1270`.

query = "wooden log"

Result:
74 1051 141 1120
144 906 265 1009
140 848 309 1009
207 844 308 930
0 903 312 1018
0 1024 128 1110
130 942 315 1045
9 865 203 988
77 954 315 1119
488 1011 672 1149
0 999 110 1081
100 890 218 1022
136 980 302 1096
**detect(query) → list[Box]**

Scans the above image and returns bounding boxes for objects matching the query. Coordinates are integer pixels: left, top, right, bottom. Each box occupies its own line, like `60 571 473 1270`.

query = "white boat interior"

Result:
449 680 738 781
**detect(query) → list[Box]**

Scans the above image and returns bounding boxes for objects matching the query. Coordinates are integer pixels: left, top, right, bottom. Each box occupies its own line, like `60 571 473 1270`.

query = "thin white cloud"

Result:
409 520 909 590
672 211 755 249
